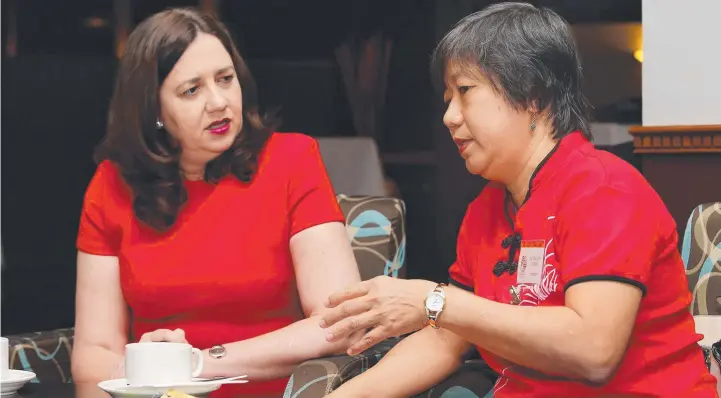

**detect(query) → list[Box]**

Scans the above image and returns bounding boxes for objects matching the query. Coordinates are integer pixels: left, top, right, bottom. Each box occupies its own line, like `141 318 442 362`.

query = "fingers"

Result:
169 328 187 343
326 282 370 308
139 328 188 343
325 311 378 343
139 329 168 342
320 299 372 328
347 328 387 356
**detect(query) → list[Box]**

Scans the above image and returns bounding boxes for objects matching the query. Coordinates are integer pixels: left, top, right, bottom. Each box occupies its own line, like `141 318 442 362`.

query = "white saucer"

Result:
98 378 221 397
1 369 37 396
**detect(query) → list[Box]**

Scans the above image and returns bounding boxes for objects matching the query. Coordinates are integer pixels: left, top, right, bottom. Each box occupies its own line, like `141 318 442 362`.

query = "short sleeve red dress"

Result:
76 132 345 396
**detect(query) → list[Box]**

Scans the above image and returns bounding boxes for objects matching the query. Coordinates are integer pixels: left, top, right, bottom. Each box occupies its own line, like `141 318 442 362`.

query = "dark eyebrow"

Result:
444 72 465 88
216 66 234 75
176 77 201 91
175 65 235 90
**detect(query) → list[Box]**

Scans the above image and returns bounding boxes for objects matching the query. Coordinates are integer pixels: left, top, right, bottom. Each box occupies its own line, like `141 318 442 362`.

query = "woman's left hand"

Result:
319 276 436 355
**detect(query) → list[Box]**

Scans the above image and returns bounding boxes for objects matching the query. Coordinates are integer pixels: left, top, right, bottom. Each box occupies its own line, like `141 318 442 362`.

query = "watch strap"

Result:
426 283 447 329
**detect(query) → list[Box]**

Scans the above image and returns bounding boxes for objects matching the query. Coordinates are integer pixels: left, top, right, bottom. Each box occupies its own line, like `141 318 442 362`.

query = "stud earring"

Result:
156 120 164 130
529 114 537 132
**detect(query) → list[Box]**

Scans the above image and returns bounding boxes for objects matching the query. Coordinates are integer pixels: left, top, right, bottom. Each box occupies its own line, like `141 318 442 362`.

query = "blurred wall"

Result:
642 0 721 126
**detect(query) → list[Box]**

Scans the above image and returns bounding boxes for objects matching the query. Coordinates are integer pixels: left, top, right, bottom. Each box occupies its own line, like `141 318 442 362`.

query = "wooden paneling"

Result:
629 125 721 244
629 125 721 154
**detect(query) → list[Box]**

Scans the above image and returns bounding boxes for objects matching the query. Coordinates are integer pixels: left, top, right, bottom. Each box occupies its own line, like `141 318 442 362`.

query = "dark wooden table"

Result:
12 383 279 398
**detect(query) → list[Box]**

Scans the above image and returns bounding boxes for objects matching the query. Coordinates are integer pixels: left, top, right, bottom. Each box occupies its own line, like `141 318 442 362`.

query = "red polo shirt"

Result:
449 132 717 396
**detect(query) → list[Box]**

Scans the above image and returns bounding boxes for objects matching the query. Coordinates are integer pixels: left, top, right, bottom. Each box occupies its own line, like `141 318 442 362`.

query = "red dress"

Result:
449 132 718 396
76 133 345 396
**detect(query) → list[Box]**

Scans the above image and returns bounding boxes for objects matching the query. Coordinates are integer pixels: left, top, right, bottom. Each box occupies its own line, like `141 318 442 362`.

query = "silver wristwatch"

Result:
424 283 447 329
209 344 227 359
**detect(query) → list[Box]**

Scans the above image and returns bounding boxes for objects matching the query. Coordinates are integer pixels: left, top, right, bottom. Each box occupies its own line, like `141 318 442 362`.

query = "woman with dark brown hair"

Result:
71 7 361 396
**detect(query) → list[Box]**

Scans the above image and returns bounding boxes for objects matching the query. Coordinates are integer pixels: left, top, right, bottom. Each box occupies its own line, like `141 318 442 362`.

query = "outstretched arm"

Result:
328 326 471 398
199 221 362 380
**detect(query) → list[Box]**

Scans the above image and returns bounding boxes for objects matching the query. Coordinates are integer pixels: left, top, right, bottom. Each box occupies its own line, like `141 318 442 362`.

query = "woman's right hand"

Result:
139 328 188 343
320 276 435 355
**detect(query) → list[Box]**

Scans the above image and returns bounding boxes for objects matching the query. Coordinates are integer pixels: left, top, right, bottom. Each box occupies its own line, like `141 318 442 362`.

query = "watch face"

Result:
426 293 444 311
209 345 226 358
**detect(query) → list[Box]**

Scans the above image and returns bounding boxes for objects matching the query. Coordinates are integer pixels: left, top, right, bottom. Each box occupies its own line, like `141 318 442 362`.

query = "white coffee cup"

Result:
124 342 204 386
1 337 9 380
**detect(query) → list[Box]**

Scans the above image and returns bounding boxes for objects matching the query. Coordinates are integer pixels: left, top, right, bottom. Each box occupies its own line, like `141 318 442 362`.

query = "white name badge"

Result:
517 240 545 285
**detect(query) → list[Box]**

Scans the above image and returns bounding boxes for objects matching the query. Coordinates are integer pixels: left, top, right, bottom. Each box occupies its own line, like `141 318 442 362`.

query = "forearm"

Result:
442 288 608 382
332 327 469 398
71 344 125 383
201 315 355 380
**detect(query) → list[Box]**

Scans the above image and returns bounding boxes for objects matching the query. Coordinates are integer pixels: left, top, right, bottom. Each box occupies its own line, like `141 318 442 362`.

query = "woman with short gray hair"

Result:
321 2 716 396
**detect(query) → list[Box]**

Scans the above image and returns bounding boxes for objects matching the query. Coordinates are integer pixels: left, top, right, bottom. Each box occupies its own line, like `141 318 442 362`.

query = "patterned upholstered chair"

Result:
683 202 721 316
4 195 407 385
284 195 497 397
336 195 406 280
682 202 721 379
6 328 75 383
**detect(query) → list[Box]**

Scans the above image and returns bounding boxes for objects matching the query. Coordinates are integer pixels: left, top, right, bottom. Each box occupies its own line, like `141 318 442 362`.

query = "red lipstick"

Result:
206 118 231 135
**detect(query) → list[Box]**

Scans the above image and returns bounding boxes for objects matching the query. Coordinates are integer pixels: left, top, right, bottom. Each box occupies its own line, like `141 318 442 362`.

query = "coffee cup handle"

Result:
191 348 204 378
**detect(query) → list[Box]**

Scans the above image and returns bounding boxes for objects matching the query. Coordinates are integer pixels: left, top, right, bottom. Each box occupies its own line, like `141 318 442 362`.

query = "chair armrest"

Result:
6 327 75 383
284 337 403 397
